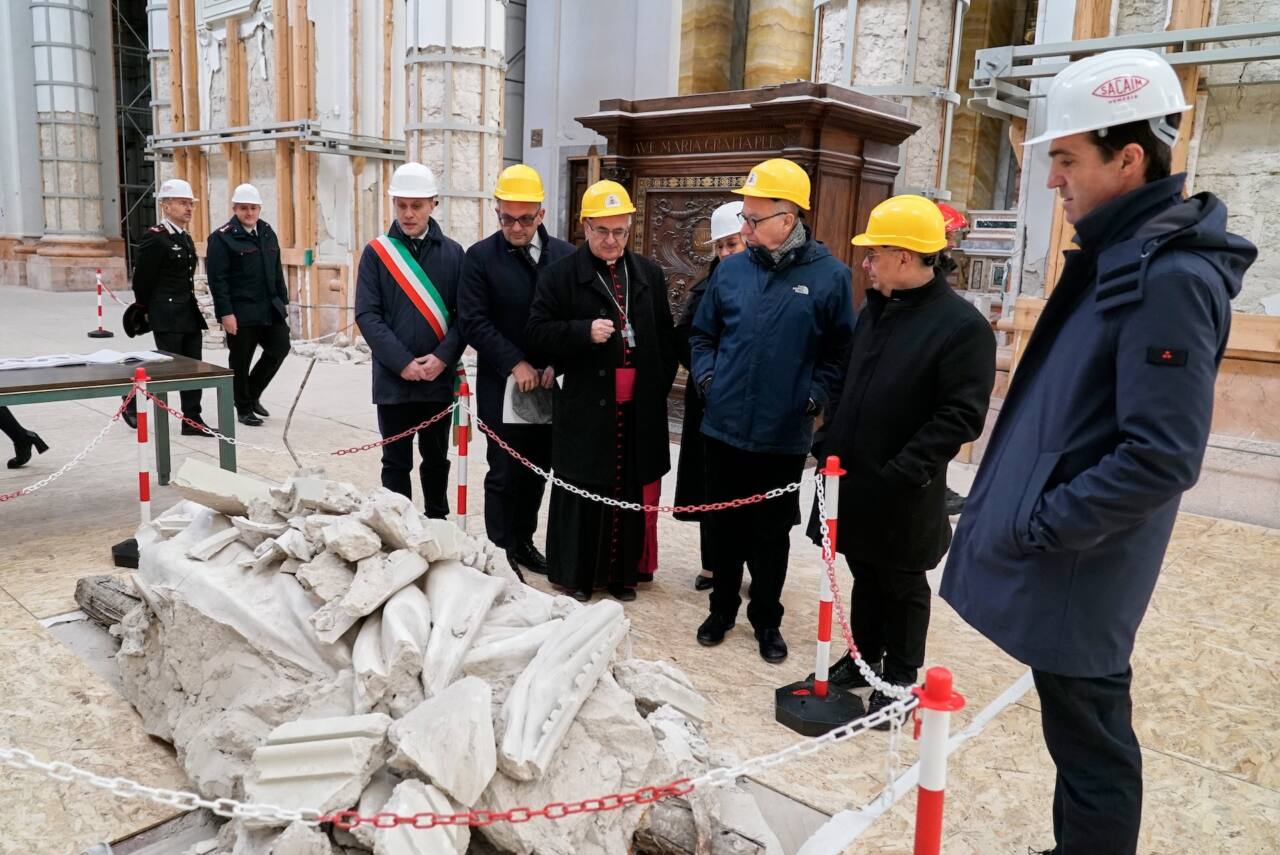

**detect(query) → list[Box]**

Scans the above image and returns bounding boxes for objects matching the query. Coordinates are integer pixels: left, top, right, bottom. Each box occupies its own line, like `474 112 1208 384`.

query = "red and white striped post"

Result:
813 455 846 699
912 667 966 855
87 269 114 338
455 379 470 527
135 367 151 524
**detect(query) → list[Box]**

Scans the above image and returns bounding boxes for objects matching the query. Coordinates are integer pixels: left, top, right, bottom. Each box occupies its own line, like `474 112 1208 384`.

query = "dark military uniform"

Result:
205 216 290 417
126 219 207 419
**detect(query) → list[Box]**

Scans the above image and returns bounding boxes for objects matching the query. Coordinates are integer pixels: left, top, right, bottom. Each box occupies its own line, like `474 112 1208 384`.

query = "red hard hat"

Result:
936 202 967 233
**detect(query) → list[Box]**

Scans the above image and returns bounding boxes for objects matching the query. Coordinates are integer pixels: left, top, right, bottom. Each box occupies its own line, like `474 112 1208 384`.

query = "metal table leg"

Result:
217 378 237 472
153 390 172 485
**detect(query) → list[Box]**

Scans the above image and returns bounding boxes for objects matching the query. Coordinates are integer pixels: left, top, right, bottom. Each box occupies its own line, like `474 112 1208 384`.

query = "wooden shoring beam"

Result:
1166 0 1214 176
272 0 295 247
166 1 187 194
381 0 394 229
178 0 208 239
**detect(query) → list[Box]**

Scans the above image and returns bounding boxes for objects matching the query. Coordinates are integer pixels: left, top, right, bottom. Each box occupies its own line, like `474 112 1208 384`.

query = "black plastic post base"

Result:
112 537 139 569
87 329 114 338
775 679 865 737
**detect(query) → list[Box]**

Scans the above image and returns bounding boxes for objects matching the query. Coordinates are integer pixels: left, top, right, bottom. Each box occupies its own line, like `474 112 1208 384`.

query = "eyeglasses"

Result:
737 211 788 230
497 213 539 228
584 222 630 242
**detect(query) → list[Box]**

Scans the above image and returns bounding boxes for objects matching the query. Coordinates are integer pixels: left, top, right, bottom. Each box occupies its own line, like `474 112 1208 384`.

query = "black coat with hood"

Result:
673 257 718 519
940 174 1256 677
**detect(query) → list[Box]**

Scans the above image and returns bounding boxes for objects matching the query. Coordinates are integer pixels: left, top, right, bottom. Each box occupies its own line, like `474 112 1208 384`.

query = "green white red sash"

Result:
370 234 451 340
369 232 470 442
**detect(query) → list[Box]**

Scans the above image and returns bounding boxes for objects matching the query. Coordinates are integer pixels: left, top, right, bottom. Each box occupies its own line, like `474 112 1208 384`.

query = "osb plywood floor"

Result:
1 384 1277 851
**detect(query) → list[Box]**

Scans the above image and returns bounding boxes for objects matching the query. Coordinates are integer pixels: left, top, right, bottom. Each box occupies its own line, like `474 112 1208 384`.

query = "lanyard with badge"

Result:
596 261 638 402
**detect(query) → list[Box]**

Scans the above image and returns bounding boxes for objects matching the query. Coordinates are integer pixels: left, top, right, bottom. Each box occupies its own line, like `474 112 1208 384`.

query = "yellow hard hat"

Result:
580 180 636 219
734 158 811 211
495 164 545 203
852 194 948 254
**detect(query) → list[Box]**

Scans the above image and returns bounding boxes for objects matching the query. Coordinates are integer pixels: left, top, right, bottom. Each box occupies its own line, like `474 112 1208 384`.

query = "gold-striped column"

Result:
744 0 814 89
679 0 737 94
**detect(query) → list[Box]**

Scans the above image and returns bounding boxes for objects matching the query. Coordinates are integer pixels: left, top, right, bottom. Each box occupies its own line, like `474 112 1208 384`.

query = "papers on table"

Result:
0 350 174 371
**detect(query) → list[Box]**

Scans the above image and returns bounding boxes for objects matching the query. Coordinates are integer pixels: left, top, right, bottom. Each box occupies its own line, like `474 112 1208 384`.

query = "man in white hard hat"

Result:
457 164 575 579
673 200 746 593
122 177 215 436
206 183 289 427
355 163 465 517
940 50 1257 853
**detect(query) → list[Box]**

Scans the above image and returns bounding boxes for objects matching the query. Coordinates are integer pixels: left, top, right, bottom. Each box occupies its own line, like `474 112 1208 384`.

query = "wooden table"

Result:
0 354 236 485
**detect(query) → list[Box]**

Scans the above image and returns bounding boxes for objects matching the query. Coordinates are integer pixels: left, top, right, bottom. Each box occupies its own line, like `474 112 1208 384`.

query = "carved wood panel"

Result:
632 175 743 311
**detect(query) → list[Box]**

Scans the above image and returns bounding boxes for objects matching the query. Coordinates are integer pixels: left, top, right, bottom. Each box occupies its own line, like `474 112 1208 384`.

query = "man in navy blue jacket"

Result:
458 165 574 576
940 51 1256 854
355 163 465 518
690 158 855 663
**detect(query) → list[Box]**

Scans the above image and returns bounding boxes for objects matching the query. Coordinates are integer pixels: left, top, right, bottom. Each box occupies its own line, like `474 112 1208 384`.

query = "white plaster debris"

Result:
614 658 710 724
297 551 356 604
172 458 275 516
374 780 469 855
322 518 383 562
498 600 630 782
119 469 741 854
388 676 496 806
245 713 391 821
421 560 504 696
312 550 429 644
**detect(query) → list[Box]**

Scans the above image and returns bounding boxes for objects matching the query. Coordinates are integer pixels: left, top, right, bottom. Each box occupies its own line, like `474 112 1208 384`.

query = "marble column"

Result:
27 0 123 291
679 0 735 95
744 0 814 89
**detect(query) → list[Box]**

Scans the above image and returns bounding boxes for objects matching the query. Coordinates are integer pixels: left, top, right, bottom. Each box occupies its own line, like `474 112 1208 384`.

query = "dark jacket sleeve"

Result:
882 314 996 489
650 264 678 394
689 271 722 386
131 233 163 308
355 246 416 375
808 270 855 408
429 243 466 367
1022 272 1226 553
525 266 595 358
204 232 233 319
458 246 525 375
272 231 288 306
675 287 704 371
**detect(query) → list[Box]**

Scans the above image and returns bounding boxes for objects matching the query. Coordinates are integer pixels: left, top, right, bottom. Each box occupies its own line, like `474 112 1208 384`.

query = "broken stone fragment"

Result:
270 821 340 854
247 497 286 525
186 525 243 562
312 550 429 645
303 514 345 546
463 620 562 694
293 476 366 514
322 519 382 562
357 488 426 551
231 515 291 549
280 558 303 575
276 528 316 562
345 767 401 850
245 713 392 823
421 560 504 696
297 551 356 604
353 590 430 719
172 458 275 517
413 518 464 562
498 600 630 782
373 780 469 855
387 676 496 805
613 659 710 724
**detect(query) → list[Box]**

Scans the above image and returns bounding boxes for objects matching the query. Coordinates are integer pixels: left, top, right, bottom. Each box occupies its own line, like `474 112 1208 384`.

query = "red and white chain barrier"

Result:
813 455 844 698
0 389 136 504
135 368 152 524
455 379 471 526
87 269 115 339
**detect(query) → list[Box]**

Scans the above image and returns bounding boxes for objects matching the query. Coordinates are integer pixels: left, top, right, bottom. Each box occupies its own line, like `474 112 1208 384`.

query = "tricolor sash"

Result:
369 233 470 443
370 234 451 340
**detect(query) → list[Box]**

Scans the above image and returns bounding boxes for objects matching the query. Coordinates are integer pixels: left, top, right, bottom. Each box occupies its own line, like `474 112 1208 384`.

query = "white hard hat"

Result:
231 183 263 205
710 200 744 242
1024 49 1191 147
388 162 439 198
157 178 197 201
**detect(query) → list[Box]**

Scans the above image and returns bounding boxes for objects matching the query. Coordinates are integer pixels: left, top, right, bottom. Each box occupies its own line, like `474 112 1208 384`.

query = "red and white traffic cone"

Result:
455 380 470 529
776 455 864 735
112 368 150 569
87 269 114 338
912 666 966 855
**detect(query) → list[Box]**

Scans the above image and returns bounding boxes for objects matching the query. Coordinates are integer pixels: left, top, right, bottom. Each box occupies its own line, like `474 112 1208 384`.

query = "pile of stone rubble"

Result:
290 334 372 364
115 459 780 854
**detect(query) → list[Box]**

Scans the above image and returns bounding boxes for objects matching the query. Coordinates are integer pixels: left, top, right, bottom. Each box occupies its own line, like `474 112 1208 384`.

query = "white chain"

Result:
469 409 805 512
1 395 133 499
815 476 915 701
878 712 905 808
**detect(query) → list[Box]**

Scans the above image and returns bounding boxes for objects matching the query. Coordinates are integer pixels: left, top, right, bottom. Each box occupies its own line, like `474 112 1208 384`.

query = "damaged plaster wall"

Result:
816 0 849 85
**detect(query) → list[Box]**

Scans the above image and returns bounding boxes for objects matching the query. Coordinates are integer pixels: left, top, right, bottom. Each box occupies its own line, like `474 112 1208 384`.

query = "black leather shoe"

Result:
252 400 270 418
181 417 217 437
570 588 592 603
7 430 48 469
502 550 527 584
865 688 909 731
755 627 788 663
121 405 138 431
696 613 735 647
608 585 637 602
807 653 881 690
944 486 966 516
238 411 264 426
694 573 714 591
509 540 549 575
